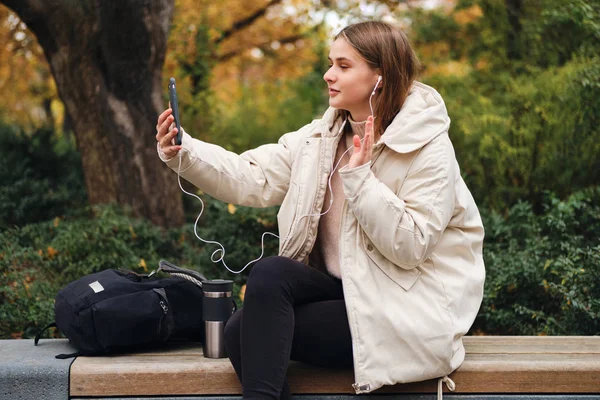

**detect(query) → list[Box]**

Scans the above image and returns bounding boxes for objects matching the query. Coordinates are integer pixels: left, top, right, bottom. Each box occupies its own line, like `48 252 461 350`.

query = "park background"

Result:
0 0 598 340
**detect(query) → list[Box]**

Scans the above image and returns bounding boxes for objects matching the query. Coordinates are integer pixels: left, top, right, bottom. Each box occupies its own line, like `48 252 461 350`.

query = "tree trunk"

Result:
2 0 184 227
504 0 523 60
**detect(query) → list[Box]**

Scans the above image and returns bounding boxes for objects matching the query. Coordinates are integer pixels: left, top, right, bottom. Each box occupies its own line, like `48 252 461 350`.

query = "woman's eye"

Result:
340 66 348 70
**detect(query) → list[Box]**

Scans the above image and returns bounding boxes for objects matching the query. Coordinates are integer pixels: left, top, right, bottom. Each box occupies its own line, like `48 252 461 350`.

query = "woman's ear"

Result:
374 75 383 92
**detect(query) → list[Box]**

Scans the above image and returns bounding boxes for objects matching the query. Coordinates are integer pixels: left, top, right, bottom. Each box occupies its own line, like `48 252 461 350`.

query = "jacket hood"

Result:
321 81 451 154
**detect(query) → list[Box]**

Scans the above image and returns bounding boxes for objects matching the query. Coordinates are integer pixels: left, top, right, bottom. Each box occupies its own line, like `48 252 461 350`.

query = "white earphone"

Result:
174 74 384 275
369 75 382 116
371 75 382 95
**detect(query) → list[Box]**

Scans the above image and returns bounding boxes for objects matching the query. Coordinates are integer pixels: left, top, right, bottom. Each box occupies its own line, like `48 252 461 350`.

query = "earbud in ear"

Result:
371 76 383 95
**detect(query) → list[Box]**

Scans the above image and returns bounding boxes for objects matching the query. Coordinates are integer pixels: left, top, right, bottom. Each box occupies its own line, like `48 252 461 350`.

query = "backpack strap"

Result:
55 351 83 359
157 260 207 286
35 322 83 358
34 322 57 346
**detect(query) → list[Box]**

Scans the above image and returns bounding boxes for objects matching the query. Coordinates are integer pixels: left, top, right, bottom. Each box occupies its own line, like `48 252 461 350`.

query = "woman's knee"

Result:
246 256 296 294
223 309 242 351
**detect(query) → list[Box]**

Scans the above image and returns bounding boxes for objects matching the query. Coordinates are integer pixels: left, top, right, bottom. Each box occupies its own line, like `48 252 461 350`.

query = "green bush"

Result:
0 124 87 229
0 201 279 339
3 187 598 339
414 0 600 211
475 186 600 335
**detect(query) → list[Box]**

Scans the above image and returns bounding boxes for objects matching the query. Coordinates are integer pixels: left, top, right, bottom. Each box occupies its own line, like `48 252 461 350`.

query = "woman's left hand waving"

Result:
347 115 374 169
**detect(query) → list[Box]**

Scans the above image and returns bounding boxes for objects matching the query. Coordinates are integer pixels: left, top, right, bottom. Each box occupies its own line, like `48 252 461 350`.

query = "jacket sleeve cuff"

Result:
157 128 195 172
339 161 373 199
157 142 173 162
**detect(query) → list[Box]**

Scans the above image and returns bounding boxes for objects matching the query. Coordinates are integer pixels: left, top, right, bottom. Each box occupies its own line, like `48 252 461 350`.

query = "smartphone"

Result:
168 77 182 145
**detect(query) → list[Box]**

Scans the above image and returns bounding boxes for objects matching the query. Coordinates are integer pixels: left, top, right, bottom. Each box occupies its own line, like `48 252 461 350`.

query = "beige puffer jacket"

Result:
159 81 485 396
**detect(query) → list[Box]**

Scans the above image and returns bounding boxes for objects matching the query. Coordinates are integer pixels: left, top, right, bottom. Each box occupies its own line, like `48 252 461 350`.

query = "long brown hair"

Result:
334 21 421 137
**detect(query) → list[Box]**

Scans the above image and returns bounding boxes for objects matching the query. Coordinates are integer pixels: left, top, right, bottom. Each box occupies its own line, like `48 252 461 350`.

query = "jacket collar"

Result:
320 81 450 154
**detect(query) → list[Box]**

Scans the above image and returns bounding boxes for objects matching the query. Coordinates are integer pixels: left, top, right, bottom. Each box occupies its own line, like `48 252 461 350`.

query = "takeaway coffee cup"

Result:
202 279 234 358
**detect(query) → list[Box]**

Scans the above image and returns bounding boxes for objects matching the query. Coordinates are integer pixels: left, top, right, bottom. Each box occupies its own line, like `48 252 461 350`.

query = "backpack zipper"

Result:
159 300 168 314
153 288 171 339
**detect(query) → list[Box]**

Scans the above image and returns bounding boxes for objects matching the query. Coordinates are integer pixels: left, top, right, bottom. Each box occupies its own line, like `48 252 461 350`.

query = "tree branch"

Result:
217 32 306 63
215 0 283 45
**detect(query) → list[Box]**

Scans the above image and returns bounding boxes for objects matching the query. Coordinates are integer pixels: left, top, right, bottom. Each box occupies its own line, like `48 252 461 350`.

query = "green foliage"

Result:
0 202 278 339
2 0 599 341
426 53 600 210
207 70 328 153
2 187 599 339
0 124 87 228
475 186 600 335
414 0 600 211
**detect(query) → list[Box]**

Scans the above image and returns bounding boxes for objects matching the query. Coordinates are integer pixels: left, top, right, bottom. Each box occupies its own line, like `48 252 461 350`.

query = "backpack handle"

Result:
34 322 57 346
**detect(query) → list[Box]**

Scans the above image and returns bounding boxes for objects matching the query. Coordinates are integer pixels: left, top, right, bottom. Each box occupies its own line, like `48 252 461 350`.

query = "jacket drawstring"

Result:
437 375 456 400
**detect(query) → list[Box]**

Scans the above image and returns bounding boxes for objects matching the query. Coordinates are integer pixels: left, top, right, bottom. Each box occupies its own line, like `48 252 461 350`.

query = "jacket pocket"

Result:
361 231 421 291
91 288 173 351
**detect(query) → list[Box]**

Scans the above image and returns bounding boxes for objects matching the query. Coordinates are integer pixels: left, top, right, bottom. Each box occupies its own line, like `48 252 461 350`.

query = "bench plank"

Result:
464 336 600 354
69 336 600 397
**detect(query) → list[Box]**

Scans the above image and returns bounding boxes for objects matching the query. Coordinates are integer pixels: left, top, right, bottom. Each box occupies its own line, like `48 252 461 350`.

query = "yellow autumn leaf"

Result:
228 203 237 214
139 258 148 272
239 284 246 302
129 225 137 239
47 246 58 259
543 259 552 270
453 5 483 25
53 217 60 227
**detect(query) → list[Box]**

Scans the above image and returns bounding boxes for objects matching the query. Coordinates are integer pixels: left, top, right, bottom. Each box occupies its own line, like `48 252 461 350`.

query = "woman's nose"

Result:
323 68 335 83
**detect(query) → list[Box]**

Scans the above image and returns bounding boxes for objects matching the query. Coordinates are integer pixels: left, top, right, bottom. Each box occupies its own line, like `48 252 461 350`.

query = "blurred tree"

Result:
0 0 184 228
0 0 339 227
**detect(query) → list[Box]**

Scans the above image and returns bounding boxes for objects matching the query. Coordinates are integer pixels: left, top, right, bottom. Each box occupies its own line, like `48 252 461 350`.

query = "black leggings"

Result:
223 256 354 400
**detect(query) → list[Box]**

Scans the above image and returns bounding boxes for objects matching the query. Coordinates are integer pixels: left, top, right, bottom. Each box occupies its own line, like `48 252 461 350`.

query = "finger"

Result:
352 134 361 154
161 127 178 148
158 115 174 139
163 145 182 158
156 114 172 142
360 132 370 157
365 116 374 149
157 108 172 128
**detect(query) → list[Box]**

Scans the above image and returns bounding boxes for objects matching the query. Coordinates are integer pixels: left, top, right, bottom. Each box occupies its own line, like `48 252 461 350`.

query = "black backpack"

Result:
35 260 218 358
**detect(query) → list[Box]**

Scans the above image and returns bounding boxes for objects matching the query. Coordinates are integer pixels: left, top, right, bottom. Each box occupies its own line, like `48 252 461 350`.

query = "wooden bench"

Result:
69 336 600 398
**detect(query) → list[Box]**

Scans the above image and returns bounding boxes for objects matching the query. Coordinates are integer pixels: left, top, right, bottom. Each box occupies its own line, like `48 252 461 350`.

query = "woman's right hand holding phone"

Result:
156 107 182 159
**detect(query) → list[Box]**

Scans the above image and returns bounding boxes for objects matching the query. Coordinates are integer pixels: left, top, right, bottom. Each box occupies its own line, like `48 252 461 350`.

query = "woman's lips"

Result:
328 88 340 96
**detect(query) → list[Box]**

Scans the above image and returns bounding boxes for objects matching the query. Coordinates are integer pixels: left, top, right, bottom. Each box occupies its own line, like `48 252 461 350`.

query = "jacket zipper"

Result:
352 383 371 393
338 200 372 395
290 130 332 260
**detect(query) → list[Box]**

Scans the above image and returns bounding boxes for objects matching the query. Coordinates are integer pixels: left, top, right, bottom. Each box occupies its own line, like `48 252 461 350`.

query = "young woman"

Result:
156 21 485 400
